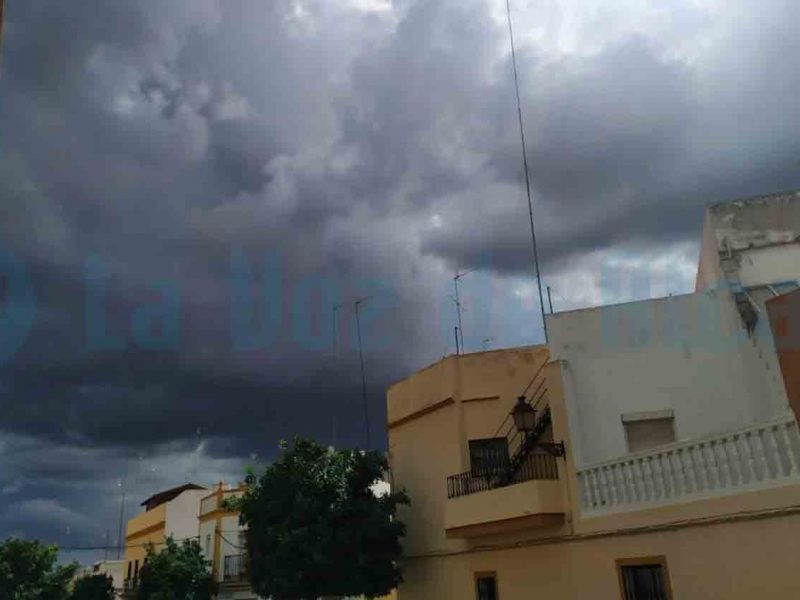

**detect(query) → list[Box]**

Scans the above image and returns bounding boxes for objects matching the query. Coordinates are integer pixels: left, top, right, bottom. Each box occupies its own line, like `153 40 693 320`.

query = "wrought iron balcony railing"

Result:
446 358 565 499
223 553 248 582
447 451 559 498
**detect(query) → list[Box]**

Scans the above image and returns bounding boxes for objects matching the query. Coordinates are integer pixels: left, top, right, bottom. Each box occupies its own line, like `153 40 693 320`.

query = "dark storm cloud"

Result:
420 0 800 273
1 0 800 553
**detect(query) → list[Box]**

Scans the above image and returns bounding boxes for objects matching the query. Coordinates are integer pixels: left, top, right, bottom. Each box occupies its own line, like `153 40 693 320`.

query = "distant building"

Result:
123 483 207 595
74 560 125 598
388 191 800 599
198 482 259 600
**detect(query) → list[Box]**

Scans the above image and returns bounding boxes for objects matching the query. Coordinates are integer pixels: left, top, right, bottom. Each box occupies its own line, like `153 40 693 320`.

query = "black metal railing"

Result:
447 452 558 499
223 554 248 582
446 357 566 499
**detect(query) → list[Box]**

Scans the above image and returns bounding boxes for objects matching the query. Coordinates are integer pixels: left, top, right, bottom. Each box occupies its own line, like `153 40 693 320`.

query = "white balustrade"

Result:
577 415 800 515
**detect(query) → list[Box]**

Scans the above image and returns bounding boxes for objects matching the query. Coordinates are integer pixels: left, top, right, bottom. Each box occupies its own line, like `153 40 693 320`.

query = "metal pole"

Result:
505 0 548 343
332 304 341 362
454 326 460 356
116 458 128 560
0 0 5 70
547 285 554 314
354 298 371 449
454 276 465 353
332 303 342 448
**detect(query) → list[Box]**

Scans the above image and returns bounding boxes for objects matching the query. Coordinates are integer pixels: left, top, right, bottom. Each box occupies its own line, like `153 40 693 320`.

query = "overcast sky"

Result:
2 0 800 562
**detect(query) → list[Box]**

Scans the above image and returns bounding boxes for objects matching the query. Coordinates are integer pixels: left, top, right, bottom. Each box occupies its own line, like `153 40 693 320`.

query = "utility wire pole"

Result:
505 0 548 343
0 0 5 69
453 271 472 353
116 457 129 560
354 297 371 449
332 303 342 448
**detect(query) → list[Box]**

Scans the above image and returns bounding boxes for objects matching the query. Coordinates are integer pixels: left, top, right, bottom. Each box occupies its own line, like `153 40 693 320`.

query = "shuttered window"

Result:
468 438 509 476
622 411 675 453
475 573 498 600
617 558 672 600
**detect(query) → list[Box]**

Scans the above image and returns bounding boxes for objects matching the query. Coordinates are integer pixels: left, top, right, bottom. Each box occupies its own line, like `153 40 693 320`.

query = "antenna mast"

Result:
354 297 371 448
116 457 129 560
453 271 472 353
505 0 548 342
332 303 342 448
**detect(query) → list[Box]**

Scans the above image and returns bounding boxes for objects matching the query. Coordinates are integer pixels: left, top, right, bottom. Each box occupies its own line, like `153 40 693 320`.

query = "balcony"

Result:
200 488 244 516
447 452 559 498
445 453 564 538
223 553 248 582
577 414 800 515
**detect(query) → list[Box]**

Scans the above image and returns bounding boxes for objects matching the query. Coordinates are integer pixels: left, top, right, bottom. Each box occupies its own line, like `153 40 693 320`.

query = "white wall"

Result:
218 514 246 566
736 245 800 288
548 288 791 466
165 489 205 542
198 518 216 565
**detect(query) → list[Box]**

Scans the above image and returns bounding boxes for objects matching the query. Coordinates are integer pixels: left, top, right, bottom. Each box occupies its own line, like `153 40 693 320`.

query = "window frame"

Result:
474 570 499 600
621 410 676 454
468 438 510 477
615 556 673 600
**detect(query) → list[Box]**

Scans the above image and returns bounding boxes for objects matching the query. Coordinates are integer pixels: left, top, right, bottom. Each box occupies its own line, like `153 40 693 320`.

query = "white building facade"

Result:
550 191 800 516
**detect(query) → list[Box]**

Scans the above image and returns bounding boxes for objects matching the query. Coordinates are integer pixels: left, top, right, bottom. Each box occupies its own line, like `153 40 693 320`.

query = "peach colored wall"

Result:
387 347 551 558
399 510 800 599
389 349 800 599
444 479 563 532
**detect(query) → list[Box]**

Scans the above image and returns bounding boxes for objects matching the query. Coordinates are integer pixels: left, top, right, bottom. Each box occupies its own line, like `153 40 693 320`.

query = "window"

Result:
475 573 498 600
127 561 132 580
469 438 509 476
622 410 675 453
617 557 672 600
133 560 139 580
206 533 212 556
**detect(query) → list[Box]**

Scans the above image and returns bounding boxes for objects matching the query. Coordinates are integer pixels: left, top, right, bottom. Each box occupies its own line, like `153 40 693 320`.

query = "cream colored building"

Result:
123 483 207 593
198 482 261 600
388 192 800 599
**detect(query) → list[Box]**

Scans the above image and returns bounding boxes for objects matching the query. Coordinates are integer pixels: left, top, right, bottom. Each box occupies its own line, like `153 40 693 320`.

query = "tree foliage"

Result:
135 537 211 600
0 537 77 600
230 436 409 600
71 573 115 600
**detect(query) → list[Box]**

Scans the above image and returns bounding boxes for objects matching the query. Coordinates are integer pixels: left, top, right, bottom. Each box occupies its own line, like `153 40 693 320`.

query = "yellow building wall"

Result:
124 504 167 577
387 346 551 557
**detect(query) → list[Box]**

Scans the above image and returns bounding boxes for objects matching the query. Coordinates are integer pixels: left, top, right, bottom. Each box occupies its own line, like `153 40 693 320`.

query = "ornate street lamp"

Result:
511 396 537 432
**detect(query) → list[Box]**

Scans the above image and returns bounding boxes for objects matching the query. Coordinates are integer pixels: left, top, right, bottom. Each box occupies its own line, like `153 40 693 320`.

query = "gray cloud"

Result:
1 0 800 558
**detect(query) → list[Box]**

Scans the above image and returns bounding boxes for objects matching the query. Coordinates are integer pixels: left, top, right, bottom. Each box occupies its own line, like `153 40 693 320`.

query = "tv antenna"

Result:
354 296 371 448
505 0 548 342
452 270 472 353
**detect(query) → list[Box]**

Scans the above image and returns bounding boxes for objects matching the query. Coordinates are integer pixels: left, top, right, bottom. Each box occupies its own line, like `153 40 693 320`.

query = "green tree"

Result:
0 537 77 600
71 573 114 600
230 437 409 600
135 537 211 600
